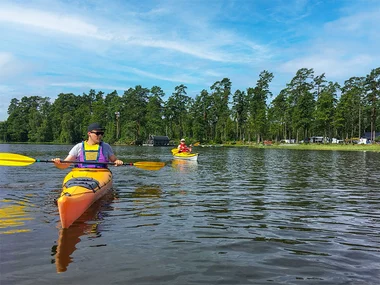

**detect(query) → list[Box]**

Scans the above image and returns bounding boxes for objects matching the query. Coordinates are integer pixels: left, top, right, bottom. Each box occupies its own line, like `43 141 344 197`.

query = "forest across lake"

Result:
1 67 379 146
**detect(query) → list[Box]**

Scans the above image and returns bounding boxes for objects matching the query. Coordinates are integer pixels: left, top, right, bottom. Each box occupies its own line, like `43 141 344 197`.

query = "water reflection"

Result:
128 185 164 220
0 199 33 234
52 191 114 273
132 185 163 199
171 159 198 173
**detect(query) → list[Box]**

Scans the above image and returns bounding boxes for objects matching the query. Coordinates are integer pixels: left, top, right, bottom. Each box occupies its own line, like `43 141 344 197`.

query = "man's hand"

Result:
114 159 124 166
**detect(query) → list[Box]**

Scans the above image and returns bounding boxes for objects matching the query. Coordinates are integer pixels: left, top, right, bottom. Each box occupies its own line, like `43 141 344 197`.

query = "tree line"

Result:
0 67 379 145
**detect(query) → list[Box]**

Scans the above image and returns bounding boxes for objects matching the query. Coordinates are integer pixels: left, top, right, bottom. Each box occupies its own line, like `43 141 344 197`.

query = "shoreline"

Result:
1 142 380 152
222 143 380 152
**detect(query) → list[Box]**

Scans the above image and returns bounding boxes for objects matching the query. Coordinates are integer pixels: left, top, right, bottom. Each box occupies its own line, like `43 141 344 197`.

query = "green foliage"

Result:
247 70 274 143
231 89 248 141
314 81 339 139
268 89 288 141
365 67 380 141
210 78 232 142
145 86 165 137
2 67 379 144
164 84 192 139
286 68 315 141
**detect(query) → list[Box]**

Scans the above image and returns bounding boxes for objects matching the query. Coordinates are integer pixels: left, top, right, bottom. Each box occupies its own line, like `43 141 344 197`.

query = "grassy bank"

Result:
239 143 380 152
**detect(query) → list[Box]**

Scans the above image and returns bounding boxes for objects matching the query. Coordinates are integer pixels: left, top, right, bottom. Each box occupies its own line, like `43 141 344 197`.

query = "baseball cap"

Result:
87 122 105 132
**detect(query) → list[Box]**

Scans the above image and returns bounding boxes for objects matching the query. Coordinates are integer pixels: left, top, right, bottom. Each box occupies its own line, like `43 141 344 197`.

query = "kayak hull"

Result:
173 152 198 161
57 168 112 229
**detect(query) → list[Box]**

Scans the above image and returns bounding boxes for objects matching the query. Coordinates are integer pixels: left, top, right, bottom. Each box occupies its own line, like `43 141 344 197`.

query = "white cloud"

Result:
275 6 380 82
124 67 199 84
0 52 13 65
278 53 374 79
0 52 32 79
0 84 15 93
0 5 107 39
203 70 224 77
0 3 268 64
0 52 14 73
49 81 130 91
324 8 380 35
127 38 241 63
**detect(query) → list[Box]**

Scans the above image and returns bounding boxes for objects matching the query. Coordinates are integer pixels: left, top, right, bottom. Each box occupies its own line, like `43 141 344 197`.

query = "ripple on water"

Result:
0 145 380 284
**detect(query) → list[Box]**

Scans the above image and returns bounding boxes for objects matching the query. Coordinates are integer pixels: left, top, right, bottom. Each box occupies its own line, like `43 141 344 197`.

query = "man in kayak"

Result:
177 138 192 153
53 122 123 169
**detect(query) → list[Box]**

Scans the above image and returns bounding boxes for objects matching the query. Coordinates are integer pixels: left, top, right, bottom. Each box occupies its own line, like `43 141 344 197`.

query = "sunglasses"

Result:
90 131 105 136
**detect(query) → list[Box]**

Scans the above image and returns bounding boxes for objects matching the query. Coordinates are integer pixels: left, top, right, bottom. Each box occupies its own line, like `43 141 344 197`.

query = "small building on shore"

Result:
145 135 170 146
310 136 329 143
331 138 344 144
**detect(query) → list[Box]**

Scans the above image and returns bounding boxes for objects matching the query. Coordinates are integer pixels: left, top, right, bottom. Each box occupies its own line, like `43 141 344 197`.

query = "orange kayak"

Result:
57 168 113 229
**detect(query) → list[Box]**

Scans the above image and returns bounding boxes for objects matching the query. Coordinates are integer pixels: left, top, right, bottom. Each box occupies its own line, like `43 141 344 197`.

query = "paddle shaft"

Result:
37 159 138 166
0 153 165 169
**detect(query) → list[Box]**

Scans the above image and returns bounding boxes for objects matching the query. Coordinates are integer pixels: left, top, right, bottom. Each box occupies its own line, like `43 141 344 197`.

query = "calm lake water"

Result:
0 144 379 285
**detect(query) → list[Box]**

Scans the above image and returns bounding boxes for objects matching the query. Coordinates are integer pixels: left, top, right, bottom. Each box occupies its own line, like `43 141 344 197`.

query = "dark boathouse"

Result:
146 135 170 146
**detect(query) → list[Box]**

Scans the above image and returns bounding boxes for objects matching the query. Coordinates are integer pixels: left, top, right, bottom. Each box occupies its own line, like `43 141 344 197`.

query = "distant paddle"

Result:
0 153 165 171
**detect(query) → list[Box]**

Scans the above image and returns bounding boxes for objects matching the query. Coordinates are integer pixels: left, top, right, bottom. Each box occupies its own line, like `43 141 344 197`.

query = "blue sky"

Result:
0 0 379 121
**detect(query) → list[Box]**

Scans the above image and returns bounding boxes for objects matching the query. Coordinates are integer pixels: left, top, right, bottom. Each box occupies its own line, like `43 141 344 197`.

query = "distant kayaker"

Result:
177 138 192 153
53 122 123 169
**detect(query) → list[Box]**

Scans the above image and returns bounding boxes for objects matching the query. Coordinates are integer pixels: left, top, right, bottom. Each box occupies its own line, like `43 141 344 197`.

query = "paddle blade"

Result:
0 153 36 166
171 148 179 154
131 161 165 171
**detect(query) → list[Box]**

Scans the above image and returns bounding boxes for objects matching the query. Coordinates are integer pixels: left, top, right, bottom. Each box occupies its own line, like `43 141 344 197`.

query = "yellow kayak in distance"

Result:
57 168 113 229
171 148 199 161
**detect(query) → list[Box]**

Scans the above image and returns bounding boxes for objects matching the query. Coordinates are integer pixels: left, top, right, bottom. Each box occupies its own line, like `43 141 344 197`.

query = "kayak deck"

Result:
57 168 112 229
173 153 198 161
171 148 199 161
